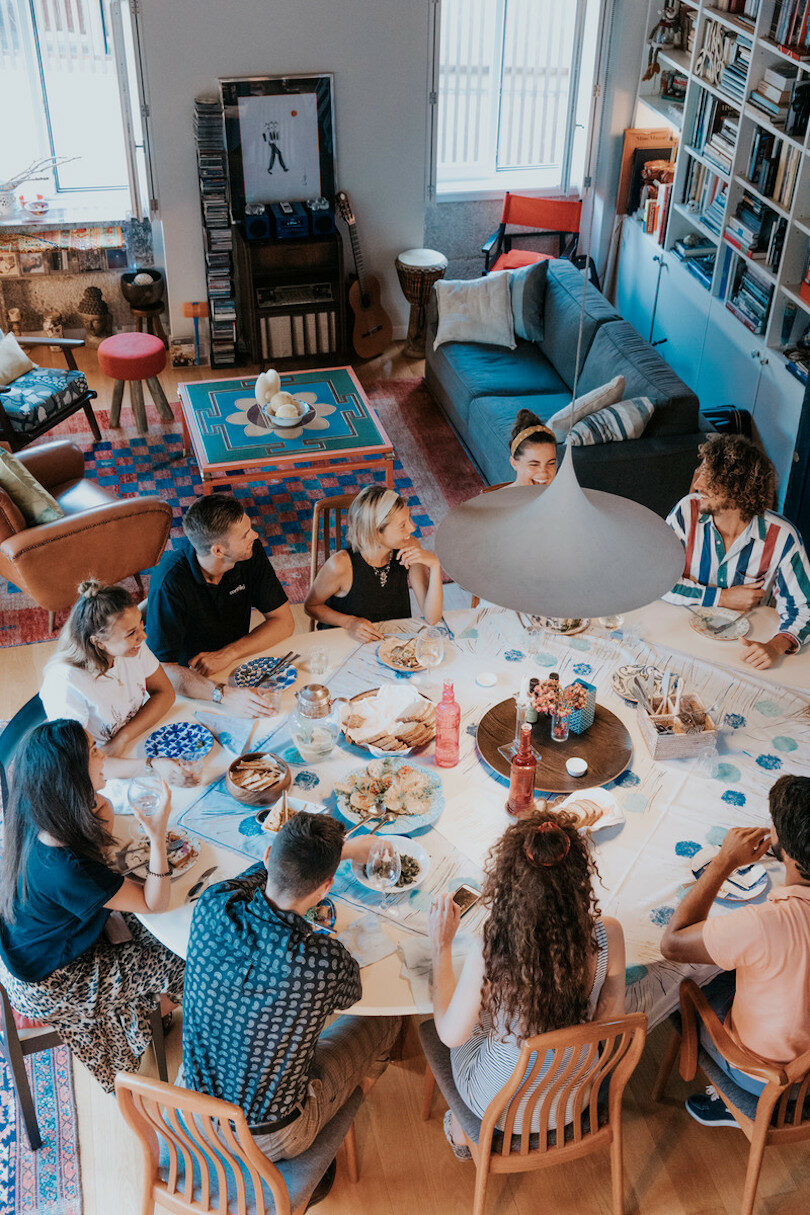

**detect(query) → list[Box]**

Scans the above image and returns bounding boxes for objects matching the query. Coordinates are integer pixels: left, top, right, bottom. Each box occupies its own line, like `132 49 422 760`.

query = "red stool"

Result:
97 332 174 434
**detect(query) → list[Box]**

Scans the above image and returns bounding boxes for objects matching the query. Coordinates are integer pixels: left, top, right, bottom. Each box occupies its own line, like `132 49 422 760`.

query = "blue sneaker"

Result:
685 1086 739 1128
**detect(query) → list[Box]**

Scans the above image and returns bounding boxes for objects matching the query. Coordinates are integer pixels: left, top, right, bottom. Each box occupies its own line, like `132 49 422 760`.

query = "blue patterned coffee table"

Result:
178 366 394 492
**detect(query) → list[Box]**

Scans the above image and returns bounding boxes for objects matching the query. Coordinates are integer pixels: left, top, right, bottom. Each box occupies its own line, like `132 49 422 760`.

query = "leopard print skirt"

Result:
1 914 184 1093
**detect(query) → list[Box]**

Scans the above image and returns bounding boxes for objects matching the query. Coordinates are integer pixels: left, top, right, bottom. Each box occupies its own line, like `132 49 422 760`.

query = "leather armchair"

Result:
0 440 172 626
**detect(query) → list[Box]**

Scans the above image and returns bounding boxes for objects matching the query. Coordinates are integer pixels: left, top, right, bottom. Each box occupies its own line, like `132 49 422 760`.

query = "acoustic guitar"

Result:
336 190 393 360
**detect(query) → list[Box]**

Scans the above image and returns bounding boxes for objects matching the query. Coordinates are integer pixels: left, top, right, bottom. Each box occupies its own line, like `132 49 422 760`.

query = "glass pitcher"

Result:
291 684 350 762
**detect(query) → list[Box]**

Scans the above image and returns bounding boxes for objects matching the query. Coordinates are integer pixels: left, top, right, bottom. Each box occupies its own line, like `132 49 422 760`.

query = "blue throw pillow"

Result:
508 261 548 344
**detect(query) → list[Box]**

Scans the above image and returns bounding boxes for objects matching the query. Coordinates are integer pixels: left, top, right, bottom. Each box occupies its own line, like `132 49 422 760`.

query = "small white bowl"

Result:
566 757 588 777
476 671 497 687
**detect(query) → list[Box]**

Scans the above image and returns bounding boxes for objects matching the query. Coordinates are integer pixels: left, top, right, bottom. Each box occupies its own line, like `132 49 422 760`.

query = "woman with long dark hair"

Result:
0 719 184 1092
427 808 625 1157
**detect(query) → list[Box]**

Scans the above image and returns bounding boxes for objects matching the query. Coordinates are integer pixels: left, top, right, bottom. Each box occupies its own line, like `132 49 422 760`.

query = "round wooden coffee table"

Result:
476 698 633 794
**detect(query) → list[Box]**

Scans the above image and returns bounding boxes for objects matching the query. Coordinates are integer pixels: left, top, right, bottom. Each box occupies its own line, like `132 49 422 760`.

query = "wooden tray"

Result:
476 699 632 794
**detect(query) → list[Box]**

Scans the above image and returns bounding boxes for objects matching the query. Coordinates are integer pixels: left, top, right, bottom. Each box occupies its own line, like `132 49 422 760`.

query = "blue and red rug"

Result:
1 378 484 647
0 1046 81 1214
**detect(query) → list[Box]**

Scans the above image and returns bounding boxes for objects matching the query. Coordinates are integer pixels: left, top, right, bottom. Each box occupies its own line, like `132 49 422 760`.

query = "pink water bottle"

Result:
435 681 460 768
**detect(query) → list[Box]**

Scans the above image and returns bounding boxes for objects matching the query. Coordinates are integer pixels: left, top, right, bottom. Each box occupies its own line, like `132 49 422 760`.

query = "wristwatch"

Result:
211 682 225 704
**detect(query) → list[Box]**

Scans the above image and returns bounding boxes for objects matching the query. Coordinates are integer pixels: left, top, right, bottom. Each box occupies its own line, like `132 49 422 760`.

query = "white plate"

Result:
376 635 425 673
113 828 200 884
537 617 590 635
612 665 663 704
716 869 769 902
688 606 751 641
558 787 624 834
349 834 430 892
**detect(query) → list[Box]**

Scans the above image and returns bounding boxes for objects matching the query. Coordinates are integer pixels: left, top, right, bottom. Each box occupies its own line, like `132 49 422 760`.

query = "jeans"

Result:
699 972 765 1098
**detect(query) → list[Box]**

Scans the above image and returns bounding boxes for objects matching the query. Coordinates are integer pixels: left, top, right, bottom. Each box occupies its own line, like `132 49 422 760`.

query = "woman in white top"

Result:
427 808 625 1158
41 580 179 782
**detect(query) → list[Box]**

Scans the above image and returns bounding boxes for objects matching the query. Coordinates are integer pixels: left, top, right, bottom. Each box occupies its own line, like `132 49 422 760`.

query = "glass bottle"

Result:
526 677 539 724
435 681 460 768
506 723 537 817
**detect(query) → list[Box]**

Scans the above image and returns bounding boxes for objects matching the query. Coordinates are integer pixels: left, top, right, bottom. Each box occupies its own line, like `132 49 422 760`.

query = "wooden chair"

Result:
469 483 508 608
0 334 100 451
0 698 167 1150
482 193 600 288
116 1072 363 1215
653 979 810 1215
420 1012 647 1215
308 492 358 631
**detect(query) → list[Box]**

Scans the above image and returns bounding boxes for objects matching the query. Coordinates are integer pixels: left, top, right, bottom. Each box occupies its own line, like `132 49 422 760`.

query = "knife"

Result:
255 651 295 689
632 677 655 717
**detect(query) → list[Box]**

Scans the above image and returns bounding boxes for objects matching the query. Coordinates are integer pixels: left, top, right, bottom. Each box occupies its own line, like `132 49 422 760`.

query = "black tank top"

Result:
323 545 411 625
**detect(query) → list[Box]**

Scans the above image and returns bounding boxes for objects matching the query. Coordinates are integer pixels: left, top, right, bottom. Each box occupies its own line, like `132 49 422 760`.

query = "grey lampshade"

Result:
435 446 685 617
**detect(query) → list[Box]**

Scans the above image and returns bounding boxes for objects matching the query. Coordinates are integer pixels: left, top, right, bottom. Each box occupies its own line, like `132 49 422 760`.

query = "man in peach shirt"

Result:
661 775 810 1125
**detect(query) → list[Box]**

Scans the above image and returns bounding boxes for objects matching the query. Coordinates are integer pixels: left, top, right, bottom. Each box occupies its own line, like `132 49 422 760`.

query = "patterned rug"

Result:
0 378 484 647
0 1047 82 1214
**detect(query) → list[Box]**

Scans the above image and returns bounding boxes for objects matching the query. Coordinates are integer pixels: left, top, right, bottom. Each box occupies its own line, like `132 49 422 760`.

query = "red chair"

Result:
482 194 599 287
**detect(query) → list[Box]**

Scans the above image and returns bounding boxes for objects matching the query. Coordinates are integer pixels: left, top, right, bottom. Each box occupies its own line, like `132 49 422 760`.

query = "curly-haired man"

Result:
664 435 810 669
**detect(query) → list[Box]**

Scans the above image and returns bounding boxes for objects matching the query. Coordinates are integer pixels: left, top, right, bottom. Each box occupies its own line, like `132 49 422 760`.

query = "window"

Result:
0 0 150 215
433 0 603 198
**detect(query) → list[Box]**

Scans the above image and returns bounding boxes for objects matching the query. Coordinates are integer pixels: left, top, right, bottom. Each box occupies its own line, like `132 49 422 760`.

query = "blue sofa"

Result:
424 259 703 517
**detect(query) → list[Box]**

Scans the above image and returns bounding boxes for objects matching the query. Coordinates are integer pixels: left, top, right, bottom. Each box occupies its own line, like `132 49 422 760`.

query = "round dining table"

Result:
117 600 810 1027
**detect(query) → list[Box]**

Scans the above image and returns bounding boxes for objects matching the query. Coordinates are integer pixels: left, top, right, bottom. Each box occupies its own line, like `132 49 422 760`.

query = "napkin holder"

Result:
636 687 717 760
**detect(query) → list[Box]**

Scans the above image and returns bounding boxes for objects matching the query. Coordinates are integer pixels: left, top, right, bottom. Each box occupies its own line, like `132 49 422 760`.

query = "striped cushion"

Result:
569 396 654 446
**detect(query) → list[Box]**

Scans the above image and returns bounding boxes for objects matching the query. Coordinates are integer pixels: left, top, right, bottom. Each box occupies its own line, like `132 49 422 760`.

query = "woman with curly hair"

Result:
665 434 810 669
427 808 625 1158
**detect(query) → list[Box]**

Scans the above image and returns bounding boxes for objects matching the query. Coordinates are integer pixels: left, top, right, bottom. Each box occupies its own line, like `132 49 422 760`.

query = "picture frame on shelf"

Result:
18 249 50 275
0 250 19 277
220 73 336 224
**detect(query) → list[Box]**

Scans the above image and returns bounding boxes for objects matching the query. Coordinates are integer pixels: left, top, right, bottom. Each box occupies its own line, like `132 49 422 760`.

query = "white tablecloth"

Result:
123 604 810 1026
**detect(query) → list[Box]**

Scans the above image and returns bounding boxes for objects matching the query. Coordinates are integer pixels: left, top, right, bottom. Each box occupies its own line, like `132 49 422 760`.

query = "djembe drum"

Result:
395 247 448 358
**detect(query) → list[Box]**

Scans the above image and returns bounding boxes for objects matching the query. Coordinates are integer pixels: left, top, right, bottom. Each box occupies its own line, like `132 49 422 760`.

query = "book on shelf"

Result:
711 0 760 20
768 1 810 57
673 236 716 259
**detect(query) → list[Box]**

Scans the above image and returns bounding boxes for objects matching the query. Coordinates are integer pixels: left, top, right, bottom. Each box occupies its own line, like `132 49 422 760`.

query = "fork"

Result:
707 608 754 636
255 651 297 689
682 605 729 635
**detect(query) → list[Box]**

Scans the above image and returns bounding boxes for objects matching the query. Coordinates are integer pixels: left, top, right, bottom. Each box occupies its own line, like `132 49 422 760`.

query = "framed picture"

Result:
19 249 50 275
220 74 335 222
0 250 19 277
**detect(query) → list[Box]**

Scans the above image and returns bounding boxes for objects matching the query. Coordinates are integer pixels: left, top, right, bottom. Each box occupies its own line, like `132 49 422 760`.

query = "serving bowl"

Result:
226 751 291 807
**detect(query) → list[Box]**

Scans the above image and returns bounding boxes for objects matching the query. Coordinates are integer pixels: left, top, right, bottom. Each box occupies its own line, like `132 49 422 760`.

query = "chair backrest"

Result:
0 694 45 811
479 1013 647 1162
501 193 582 234
470 484 509 607
308 492 359 632
116 1072 293 1215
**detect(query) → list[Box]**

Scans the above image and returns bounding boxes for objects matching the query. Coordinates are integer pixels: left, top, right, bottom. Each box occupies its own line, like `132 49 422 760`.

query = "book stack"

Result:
724 191 778 262
745 128 801 207
643 179 673 244
726 261 773 333
684 160 728 235
711 0 760 22
194 95 236 367
719 34 752 102
703 113 739 175
768 1 810 58
673 237 717 289
748 62 798 124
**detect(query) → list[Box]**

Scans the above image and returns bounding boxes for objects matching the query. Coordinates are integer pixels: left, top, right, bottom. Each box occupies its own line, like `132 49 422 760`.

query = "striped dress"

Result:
450 921 609 1134
664 494 810 649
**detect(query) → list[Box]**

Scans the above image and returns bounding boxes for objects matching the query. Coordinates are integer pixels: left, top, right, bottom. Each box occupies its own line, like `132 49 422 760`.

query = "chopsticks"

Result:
255 651 298 689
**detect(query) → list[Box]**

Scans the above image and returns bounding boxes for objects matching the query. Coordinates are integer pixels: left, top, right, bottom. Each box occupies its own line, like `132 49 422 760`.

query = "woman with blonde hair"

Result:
305 485 443 640
509 408 558 487
41 579 181 782
427 807 625 1158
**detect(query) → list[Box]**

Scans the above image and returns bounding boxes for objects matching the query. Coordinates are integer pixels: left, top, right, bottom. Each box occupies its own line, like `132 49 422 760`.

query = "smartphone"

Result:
452 883 481 918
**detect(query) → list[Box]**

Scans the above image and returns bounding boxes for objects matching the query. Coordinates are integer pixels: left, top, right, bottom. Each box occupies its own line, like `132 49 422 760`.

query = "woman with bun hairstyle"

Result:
509 409 558 487
0 720 184 1092
41 580 181 781
427 807 625 1158
305 484 443 642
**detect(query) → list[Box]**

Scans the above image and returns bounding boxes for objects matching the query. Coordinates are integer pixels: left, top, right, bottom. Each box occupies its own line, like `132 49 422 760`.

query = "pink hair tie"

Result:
524 821 571 867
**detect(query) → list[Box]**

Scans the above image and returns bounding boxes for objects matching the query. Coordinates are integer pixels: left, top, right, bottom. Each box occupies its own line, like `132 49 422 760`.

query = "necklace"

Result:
370 551 394 588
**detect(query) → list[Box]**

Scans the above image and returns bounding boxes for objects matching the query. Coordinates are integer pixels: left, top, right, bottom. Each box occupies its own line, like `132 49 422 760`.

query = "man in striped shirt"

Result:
664 435 810 670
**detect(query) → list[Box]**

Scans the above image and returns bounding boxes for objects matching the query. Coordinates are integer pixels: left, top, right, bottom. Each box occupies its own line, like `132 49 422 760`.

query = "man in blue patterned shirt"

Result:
182 813 401 1161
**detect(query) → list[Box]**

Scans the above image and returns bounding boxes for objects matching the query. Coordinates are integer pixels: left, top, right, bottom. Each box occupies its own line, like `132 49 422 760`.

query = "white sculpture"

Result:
254 369 281 409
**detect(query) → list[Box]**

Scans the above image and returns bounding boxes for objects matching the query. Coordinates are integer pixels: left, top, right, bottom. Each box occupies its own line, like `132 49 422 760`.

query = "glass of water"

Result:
308 647 329 679
415 626 445 670
127 774 163 833
365 840 401 912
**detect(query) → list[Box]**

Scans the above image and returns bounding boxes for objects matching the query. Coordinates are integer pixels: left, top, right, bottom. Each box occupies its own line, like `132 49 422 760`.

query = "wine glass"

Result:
365 840 402 914
127 774 163 834
597 614 624 631
415 626 445 694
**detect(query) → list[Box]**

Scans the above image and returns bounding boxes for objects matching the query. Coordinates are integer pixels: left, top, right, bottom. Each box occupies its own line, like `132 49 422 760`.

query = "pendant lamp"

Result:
435 443 685 618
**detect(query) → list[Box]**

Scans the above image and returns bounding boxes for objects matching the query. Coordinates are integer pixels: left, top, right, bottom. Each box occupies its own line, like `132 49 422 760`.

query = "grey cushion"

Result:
509 261 548 344
468 393 570 484
538 260 619 386
156 1088 363 1214
427 338 569 428
577 322 699 438
419 1018 607 1150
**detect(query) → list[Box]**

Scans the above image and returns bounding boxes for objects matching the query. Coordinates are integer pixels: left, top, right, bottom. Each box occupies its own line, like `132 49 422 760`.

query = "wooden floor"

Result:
3 346 809 1213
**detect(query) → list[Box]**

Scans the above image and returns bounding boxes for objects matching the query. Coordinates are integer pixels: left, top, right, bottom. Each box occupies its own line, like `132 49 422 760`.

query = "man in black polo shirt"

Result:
146 494 294 714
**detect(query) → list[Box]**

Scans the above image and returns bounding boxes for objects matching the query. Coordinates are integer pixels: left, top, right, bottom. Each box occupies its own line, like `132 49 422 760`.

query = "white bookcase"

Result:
616 0 810 506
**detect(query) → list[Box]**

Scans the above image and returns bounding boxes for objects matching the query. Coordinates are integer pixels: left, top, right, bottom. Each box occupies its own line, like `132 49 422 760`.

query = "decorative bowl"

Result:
226 751 291 807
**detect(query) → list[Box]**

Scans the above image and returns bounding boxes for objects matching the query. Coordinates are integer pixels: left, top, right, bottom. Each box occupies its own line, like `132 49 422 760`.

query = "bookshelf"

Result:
193 96 237 368
621 0 810 506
